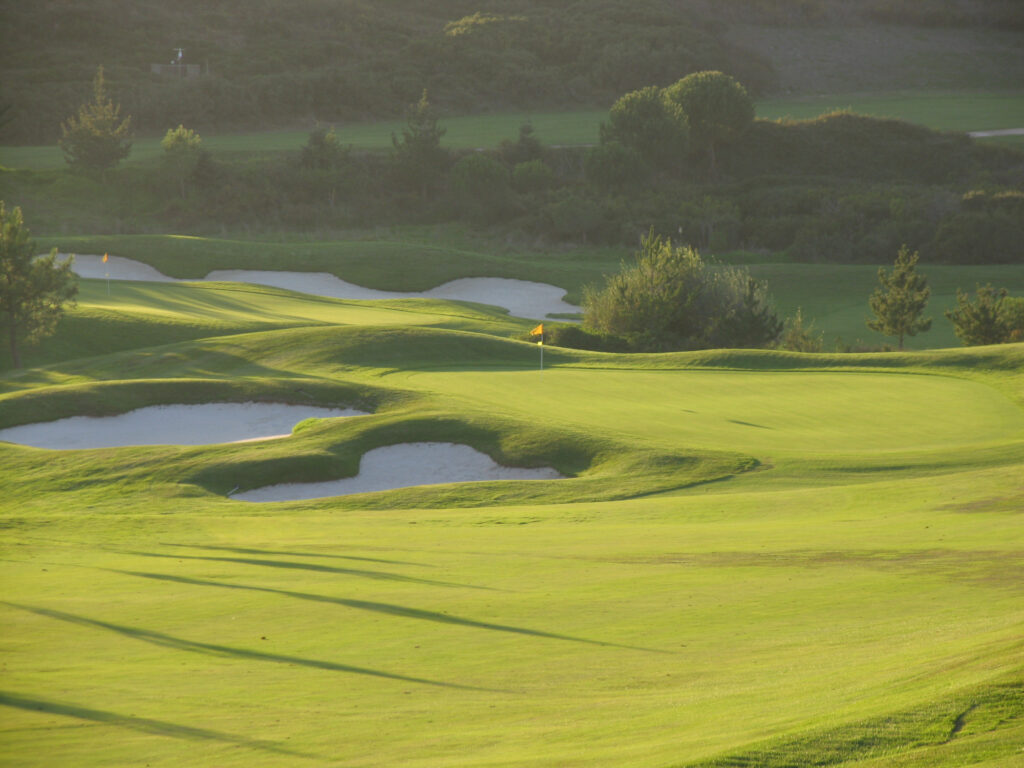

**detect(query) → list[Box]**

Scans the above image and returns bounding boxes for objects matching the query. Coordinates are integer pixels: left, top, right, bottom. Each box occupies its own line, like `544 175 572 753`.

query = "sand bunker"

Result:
0 402 365 449
232 441 563 502
64 254 580 320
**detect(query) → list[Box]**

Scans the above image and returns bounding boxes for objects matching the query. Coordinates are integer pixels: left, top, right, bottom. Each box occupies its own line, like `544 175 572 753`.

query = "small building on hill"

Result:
151 48 202 78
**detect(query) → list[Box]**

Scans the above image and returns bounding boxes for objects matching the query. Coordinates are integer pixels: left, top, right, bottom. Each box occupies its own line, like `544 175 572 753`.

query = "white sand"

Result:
63 253 177 282
968 128 1024 137
0 402 366 449
232 441 563 502
62 254 581 320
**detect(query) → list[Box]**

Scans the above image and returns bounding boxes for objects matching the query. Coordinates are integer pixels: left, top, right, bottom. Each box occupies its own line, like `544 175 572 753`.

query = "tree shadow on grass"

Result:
4 603 489 691
118 550 491 590
115 570 667 653
0 690 314 758
159 542 432 568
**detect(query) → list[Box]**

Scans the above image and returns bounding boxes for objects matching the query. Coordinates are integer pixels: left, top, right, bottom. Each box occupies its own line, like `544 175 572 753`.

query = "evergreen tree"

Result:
779 308 824 353
391 90 448 201
59 66 132 172
161 124 203 199
0 202 78 368
945 284 1012 346
867 245 931 349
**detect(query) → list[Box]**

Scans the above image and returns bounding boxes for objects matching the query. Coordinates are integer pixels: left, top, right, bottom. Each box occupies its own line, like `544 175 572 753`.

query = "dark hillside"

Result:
725 113 990 184
2 0 1022 143
0 0 769 143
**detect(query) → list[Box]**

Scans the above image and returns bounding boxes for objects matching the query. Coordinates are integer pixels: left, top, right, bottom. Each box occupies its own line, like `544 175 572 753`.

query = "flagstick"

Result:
539 336 543 372
106 272 110 295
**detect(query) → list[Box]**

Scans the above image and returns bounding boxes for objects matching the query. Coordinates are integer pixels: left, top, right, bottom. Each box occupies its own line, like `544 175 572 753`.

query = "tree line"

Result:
568 236 1024 354
33 66 1024 267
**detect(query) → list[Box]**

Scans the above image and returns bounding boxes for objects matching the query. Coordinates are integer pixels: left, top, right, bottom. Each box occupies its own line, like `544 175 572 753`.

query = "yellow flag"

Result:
102 253 109 263
530 323 544 336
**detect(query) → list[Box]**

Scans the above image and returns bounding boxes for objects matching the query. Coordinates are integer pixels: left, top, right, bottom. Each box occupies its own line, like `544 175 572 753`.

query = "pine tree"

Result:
59 66 132 172
0 202 78 368
161 124 203 199
945 284 1011 346
867 245 931 350
391 90 448 201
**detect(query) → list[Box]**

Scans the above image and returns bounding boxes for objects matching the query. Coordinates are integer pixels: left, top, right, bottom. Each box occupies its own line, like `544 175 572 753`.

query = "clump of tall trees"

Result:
594 71 754 181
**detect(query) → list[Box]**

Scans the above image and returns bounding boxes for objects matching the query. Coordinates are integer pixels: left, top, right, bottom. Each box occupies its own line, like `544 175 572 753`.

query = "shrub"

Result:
499 122 545 166
450 153 514 223
539 324 630 353
583 229 780 351
945 284 1023 346
542 190 605 243
779 309 824 352
584 141 648 191
512 159 556 194
161 124 202 200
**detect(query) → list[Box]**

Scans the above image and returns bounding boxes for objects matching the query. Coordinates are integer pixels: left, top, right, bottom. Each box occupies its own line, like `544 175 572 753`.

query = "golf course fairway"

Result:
1 301 1022 767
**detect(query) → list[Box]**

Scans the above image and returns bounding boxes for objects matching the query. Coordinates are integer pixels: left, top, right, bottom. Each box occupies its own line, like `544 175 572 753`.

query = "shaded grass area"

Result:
682 678 1024 767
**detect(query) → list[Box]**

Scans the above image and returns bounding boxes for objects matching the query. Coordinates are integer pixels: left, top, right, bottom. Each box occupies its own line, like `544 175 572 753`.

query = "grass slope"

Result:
1 313 1022 766
6 235 1021 369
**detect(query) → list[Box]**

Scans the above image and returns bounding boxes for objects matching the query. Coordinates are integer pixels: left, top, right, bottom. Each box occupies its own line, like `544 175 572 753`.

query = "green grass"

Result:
4 92 1021 171
15 233 1024 364
1 292 1023 766
3 214 1024 766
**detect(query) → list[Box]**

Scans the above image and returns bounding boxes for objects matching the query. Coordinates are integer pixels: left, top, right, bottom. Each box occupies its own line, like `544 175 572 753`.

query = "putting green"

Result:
404 368 1024 454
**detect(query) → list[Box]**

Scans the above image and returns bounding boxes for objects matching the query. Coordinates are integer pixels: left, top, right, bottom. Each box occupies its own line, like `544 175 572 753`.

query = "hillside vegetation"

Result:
3 107 1022 264
2 0 1023 143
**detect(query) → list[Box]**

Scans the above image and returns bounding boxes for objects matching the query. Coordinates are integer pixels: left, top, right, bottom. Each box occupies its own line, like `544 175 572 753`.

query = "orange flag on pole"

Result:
102 253 109 263
530 323 543 336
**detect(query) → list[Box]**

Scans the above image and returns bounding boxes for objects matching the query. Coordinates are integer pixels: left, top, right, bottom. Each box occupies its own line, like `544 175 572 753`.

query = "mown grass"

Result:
3 92 1020 171
1 270 1022 766
10 236 1022 369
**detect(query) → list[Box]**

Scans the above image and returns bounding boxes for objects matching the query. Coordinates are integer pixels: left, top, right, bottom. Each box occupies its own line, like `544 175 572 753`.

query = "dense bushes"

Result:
4 85 1022 266
946 285 1024 345
582 231 782 352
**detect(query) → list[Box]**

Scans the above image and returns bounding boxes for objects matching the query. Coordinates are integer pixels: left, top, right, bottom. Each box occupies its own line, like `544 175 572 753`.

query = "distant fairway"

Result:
3 92 1021 170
